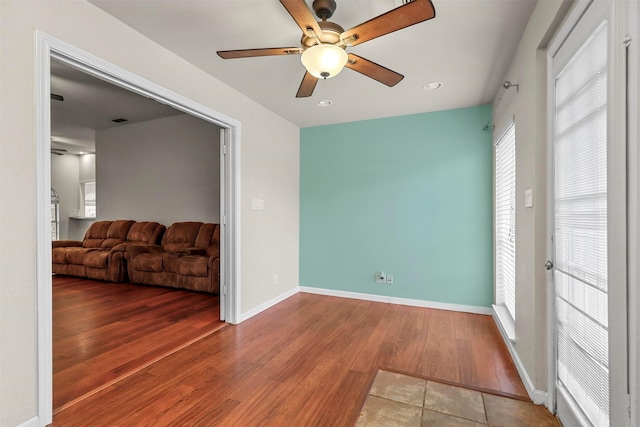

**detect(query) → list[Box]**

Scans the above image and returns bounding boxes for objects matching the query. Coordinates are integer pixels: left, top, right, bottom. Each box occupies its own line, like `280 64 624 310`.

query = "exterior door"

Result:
549 1 629 426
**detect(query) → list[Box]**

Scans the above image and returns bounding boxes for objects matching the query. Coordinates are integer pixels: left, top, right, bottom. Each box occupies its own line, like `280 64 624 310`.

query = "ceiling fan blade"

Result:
217 47 302 59
345 54 404 87
280 0 324 39
296 72 319 98
340 0 435 47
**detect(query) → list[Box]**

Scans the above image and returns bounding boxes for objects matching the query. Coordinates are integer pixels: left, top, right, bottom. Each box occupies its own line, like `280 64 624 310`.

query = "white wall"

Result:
79 153 95 182
50 153 96 240
0 1 300 425
491 0 571 395
50 153 80 240
96 114 221 225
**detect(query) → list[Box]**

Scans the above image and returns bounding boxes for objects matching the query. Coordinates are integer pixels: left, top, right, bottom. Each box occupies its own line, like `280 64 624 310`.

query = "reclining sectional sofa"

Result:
52 220 165 282
126 221 220 294
52 220 220 294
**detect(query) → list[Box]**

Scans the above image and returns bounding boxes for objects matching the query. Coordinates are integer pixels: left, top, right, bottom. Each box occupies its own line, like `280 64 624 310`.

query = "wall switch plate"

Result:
524 189 533 208
273 274 278 285
375 271 386 284
251 198 264 210
386 274 394 285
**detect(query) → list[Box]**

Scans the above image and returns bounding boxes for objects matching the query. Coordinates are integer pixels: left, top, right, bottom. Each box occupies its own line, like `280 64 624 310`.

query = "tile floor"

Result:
356 370 561 427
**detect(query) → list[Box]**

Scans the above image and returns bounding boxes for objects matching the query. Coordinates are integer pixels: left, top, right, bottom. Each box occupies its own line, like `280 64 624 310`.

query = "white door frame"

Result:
35 31 242 426
546 0 632 425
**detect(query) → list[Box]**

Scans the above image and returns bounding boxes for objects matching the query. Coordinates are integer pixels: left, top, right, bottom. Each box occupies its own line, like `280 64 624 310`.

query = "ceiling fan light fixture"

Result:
301 44 348 79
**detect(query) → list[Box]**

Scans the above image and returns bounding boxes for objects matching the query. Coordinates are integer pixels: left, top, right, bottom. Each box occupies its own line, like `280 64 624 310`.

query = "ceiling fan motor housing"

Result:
301 21 344 47
312 0 337 20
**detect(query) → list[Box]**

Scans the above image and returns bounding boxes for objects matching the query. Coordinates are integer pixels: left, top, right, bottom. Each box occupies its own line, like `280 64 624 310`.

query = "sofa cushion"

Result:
84 251 110 269
52 240 82 249
206 245 220 259
66 248 96 265
194 223 220 258
162 222 202 249
132 253 163 273
162 253 180 273
209 224 220 255
82 221 113 248
176 256 209 277
127 221 165 244
101 220 135 249
52 248 68 264
194 223 216 249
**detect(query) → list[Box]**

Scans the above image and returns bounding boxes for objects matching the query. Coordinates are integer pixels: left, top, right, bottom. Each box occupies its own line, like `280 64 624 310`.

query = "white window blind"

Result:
554 20 608 427
495 123 516 320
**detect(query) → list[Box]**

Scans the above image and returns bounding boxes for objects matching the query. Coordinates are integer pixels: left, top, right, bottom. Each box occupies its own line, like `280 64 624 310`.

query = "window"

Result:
495 123 516 321
81 181 96 218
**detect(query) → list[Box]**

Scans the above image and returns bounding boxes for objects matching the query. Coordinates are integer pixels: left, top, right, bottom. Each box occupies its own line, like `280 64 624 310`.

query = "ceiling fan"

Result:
217 0 436 98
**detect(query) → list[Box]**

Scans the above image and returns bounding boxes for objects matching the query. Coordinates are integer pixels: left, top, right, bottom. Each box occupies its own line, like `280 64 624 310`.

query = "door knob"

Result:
545 260 554 270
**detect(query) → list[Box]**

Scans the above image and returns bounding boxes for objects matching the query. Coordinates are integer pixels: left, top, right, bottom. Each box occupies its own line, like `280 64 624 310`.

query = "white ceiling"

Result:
88 0 537 128
50 59 182 154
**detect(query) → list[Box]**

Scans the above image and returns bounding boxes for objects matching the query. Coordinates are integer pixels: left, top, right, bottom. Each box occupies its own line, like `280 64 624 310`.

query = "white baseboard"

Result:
299 286 492 315
491 307 548 405
239 286 299 322
16 416 40 427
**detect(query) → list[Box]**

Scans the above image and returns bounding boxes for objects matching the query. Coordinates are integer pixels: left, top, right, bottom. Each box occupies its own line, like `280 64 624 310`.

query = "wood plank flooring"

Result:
52 288 526 426
53 276 225 412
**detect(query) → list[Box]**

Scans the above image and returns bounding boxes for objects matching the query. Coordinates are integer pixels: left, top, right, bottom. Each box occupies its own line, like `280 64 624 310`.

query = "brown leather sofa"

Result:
52 220 165 282
126 222 220 294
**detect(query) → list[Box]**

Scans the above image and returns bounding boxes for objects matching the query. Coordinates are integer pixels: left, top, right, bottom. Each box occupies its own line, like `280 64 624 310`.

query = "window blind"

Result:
554 20 608 427
495 123 516 320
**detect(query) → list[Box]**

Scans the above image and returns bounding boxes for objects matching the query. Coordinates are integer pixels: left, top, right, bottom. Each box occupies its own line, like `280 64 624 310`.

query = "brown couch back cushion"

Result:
194 223 215 248
82 221 113 248
127 221 165 245
101 220 135 249
162 222 203 253
193 223 220 257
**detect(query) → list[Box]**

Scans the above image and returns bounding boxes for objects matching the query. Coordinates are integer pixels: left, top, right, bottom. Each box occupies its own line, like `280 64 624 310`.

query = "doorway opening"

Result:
36 31 241 425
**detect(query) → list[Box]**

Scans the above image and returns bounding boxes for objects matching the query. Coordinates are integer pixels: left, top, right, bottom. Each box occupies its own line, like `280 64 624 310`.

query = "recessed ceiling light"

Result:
317 99 333 107
111 118 128 123
424 81 443 91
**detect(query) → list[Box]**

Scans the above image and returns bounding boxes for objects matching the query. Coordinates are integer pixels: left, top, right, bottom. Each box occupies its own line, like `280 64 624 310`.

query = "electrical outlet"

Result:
273 274 278 285
375 271 386 284
386 274 394 285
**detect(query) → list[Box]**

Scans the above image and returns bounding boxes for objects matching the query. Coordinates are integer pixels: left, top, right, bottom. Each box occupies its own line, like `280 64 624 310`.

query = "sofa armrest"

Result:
206 247 220 259
52 240 83 249
208 252 220 270
125 244 163 259
111 242 137 253
174 247 207 256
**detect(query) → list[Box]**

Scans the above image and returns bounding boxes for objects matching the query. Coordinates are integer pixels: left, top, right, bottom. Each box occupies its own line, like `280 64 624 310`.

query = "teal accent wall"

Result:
300 105 493 307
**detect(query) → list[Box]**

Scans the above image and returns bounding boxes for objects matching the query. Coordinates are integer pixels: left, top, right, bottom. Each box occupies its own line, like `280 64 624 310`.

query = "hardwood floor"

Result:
53 276 225 412
52 289 526 426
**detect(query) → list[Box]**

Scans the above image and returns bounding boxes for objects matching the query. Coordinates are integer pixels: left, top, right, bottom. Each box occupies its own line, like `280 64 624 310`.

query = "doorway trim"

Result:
35 30 242 426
